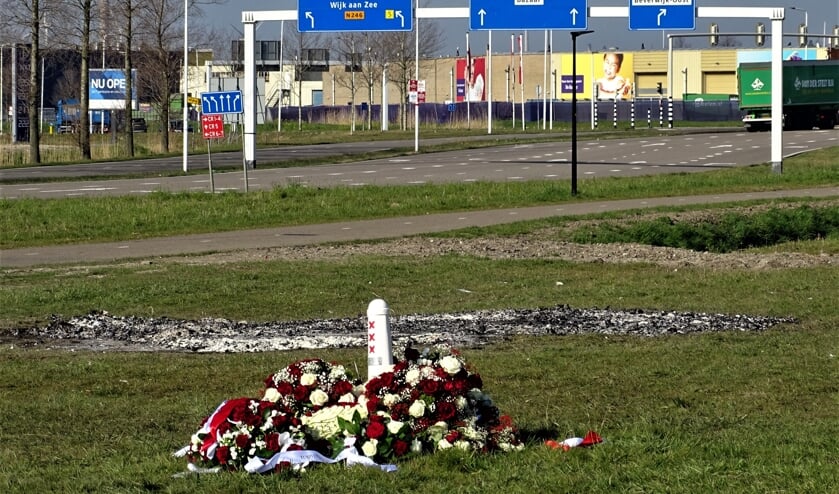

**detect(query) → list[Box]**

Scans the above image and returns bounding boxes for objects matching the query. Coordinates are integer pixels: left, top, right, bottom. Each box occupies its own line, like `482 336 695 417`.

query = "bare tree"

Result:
135 0 184 153
2 0 45 162
283 27 327 131
46 0 97 159
381 20 443 130
117 0 137 156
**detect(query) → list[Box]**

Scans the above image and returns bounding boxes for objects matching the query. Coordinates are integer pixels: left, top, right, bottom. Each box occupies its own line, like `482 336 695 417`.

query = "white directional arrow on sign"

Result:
657 8 667 26
478 8 487 26
396 10 405 28
306 12 315 29
571 8 579 25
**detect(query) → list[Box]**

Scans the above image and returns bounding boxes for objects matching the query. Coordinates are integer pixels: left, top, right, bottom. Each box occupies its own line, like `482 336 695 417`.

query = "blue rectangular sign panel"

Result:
628 0 695 31
298 0 412 32
561 75 585 94
89 69 137 110
470 0 587 31
201 91 243 115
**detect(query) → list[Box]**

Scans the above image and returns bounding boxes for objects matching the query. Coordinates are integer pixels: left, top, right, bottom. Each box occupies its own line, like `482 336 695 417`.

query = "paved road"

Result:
2 187 837 268
2 128 837 199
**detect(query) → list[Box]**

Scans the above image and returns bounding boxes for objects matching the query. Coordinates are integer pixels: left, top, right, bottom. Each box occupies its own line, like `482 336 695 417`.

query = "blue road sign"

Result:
298 0 412 32
201 90 243 115
470 0 587 31
628 0 695 31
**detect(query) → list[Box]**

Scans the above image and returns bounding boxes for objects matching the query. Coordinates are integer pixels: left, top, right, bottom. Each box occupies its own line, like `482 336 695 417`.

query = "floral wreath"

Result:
176 346 524 475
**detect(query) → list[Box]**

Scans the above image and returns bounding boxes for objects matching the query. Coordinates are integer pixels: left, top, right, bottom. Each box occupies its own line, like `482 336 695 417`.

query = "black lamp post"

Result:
570 30 593 196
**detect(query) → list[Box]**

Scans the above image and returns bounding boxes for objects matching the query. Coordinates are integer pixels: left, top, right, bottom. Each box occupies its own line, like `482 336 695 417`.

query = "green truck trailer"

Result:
738 60 839 131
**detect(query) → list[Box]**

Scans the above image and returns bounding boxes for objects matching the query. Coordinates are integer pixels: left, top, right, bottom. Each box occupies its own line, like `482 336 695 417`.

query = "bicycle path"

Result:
3 186 837 269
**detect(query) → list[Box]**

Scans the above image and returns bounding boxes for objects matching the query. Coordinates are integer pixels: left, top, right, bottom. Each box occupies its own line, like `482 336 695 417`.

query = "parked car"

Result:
131 118 147 132
169 120 194 132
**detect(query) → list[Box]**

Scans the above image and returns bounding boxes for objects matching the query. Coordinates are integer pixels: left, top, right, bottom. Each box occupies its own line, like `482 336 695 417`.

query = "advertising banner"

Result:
456 56 486 102
561 52 635 100
89 69 137 110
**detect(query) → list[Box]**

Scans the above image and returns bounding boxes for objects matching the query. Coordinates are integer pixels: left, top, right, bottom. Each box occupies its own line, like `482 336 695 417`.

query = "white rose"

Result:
408 400 426 418
309 389 329 407
339 392 356 403
382 393 400 407
262 388 281 403
439 355 462 375
300 373 317 386
437 439 452 450
405 368 421 384
361 439 378 457
387 419 405 435
454 440 472 451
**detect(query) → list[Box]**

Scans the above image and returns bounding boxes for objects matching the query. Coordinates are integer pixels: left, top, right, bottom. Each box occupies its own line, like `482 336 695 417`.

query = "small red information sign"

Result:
201 114 225 139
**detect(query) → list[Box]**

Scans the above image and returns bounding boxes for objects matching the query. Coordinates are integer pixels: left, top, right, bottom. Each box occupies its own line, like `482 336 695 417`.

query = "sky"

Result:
200 0 839 56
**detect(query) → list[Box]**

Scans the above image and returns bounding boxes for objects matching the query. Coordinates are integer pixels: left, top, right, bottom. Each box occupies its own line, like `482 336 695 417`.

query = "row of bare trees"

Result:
0 0 225 163
328 25 444 131
1 0 447 163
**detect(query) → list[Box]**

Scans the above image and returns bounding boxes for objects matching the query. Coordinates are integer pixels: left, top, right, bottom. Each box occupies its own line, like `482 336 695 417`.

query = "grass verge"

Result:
2 146 837 249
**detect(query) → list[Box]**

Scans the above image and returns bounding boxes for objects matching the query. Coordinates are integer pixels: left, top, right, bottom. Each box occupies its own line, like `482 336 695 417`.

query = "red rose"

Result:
265 433 280 451
392 403 409 419
275 382 293 396
365 395 380 414
216 446 230 465
235 433 250 448
378 372 395 388
445 430 460 443
287 443 303 452
436 401 457 421
292 385 309 402
331 381 354 400
419 379 439 395
393 439 409 457
366 420 386 439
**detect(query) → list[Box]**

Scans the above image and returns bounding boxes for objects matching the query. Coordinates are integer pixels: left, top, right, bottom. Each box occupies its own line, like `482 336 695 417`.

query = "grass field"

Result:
0 138 837 493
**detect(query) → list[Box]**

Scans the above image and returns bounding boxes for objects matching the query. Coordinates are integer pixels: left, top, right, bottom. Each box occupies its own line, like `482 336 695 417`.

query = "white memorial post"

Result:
367 299 393 380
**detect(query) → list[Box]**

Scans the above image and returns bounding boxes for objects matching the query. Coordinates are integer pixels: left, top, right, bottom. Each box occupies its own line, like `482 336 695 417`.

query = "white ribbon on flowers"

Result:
244 447 397 474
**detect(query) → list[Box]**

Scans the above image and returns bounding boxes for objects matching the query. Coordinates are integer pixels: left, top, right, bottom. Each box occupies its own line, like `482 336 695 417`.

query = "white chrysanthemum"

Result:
411 438 423 453
437 438 453 450
405 368 421 384
454 440 472 451
329 366 346 380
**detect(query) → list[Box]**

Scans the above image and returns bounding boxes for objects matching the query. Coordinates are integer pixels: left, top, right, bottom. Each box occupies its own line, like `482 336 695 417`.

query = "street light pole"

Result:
182 0 189 173
570 30 593 197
